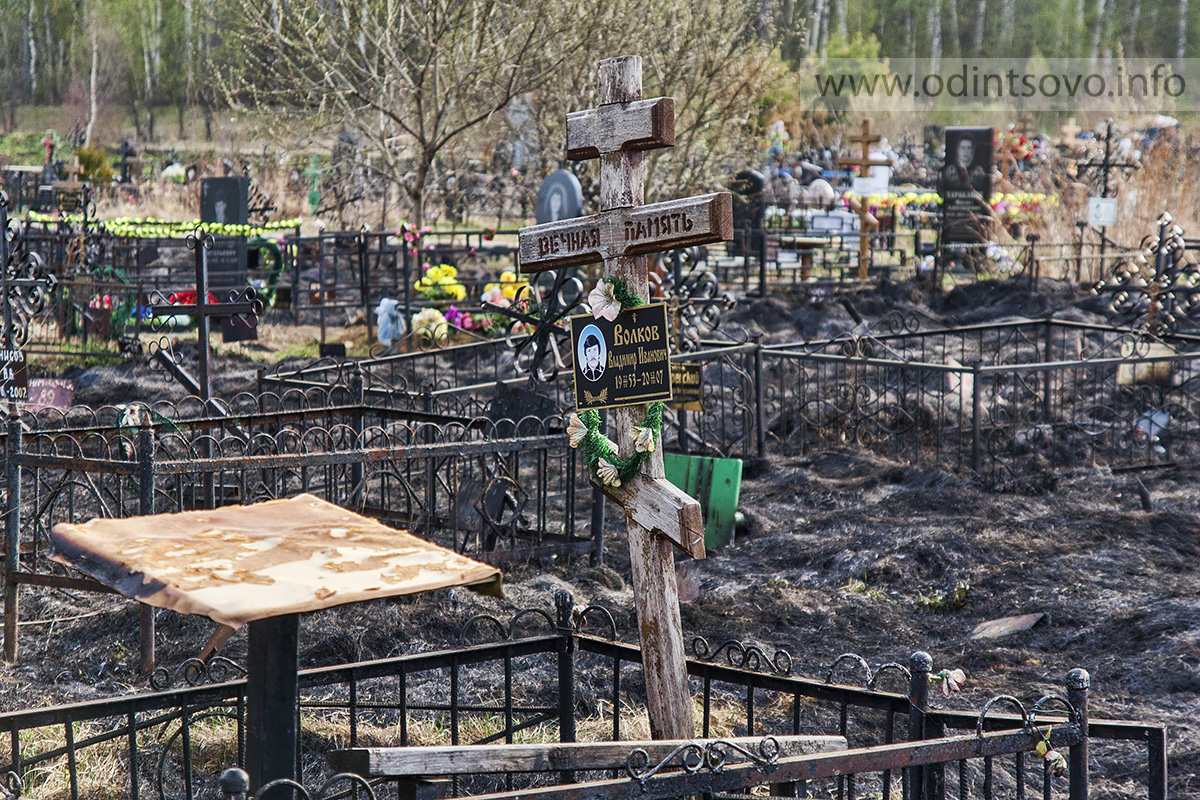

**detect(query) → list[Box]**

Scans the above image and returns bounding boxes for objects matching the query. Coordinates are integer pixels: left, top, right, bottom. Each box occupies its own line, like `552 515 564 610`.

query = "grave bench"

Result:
327 735 847 800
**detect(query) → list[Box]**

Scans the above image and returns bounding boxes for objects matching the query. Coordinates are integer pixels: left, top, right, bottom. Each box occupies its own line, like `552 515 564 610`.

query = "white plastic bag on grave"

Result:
375 298 405 346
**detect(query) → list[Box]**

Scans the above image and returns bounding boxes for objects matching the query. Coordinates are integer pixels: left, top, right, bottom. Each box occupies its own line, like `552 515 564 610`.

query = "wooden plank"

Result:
593 475 704 560
517 193 732 274
566 98 675 160
328 735 847 777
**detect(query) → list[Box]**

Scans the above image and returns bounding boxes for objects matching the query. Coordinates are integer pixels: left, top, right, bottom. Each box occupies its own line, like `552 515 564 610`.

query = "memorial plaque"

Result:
25 378 73 412
519 193 732 273
56 186 85 213
207 235 249 294
939 127 994 246
1088 196 1118 228
571 303 671 410
668 362 703 411
0 349 29 402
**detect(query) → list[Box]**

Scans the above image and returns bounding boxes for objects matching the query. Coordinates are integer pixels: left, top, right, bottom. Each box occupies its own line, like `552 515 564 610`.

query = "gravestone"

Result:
729 169 765 258
536 169 584 224
201 178 250 294
939 127 994 253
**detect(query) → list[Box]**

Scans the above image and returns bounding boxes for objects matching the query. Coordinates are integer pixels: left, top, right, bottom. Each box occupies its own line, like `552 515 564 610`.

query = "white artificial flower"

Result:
632 425 656 453
567 414 588 448
588 280 622 322
940 668 967 697
1044 749 1067 777
596 459 621 487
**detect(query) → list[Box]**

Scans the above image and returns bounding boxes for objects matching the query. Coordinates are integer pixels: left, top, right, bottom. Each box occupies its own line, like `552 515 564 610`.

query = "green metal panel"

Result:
663 453 743 549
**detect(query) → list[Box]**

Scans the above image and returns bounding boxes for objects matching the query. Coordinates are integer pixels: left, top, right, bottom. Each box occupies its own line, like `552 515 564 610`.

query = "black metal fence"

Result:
0 596 1168 800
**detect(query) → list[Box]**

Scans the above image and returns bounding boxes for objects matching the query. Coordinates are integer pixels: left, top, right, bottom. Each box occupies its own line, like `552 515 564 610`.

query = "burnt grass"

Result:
2 278 1197 796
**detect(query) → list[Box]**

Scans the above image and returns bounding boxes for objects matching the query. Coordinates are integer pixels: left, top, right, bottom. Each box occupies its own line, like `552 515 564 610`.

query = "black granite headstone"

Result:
939 127 994 250
729 169 765 257
201 178 250 295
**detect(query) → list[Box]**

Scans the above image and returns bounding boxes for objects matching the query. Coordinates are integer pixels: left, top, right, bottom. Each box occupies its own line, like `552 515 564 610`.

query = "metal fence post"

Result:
555 590 577 785
753 334 766 457
3 415 22 663
219 768 249 800
358 228 373 341
906 651 932 800
1042 319 1054 423
1147 726 1168 800
138 426 156 673
971 360 983 473
1066 668 1090 800
349 365 365 500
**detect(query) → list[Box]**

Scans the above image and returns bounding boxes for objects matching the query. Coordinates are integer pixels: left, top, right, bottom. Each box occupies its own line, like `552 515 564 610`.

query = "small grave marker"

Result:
0 349 28 402
837 119 893 281
668 362 703 411
25 378 73 412
518 55 732 740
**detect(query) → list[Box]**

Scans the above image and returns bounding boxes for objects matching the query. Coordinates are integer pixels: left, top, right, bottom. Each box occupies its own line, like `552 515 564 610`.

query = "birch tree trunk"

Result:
1179 0 1189 58
85 24 98 146
928 0 942 69
973 0 986 54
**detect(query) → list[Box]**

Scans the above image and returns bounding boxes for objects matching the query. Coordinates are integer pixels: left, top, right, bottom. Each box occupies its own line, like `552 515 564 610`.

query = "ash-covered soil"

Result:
3 277 1196 795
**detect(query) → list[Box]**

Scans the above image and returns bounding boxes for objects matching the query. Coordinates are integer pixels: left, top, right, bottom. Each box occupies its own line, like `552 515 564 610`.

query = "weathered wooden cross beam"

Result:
518 55 733 740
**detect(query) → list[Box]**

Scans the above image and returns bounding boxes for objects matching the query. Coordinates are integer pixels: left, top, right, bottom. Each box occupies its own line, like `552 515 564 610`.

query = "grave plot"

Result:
2 390 598 663
756 316 1200 484
0 595 1166 800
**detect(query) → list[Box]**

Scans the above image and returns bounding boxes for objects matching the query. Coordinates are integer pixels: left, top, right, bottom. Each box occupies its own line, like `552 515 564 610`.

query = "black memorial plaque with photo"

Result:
669 361 703 411
571 303 672 411
939 127 993 246
0 349 29 402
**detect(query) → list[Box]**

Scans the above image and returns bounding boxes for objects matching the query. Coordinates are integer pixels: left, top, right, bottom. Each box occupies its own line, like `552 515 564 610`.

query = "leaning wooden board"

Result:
328 735 847 776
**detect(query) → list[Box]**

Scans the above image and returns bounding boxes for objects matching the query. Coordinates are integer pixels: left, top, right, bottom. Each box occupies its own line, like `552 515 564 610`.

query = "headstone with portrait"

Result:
939 127 994 250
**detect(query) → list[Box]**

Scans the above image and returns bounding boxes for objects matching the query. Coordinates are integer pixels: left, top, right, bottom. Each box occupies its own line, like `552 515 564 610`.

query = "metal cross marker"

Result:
0 191 57 350
838 119 894 281
481 268 585 383
518 55 730 740
147 230 261 403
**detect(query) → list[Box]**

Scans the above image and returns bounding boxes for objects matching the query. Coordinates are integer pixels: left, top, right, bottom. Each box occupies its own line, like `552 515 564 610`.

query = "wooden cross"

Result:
40 132 55 166
837 119 893 281
1060 117 1082 143
517 56 733 740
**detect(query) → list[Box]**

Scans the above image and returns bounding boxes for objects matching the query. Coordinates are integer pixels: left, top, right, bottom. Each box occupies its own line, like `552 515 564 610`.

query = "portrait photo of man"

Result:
578 326 606 382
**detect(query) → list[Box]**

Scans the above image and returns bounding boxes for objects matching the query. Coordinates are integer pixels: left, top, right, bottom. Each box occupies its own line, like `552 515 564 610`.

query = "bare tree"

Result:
226 0 594 226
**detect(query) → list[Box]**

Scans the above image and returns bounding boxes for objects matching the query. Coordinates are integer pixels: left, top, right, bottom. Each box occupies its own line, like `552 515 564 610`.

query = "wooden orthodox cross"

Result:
518 55 733 739
837 119 893 281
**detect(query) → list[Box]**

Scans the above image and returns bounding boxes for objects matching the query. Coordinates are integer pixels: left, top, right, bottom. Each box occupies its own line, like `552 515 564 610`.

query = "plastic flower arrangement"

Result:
88 294 114 311
412 307 449 345
988 192 1057 224
444 304 489 332
414 263 468 302
482 271 528 304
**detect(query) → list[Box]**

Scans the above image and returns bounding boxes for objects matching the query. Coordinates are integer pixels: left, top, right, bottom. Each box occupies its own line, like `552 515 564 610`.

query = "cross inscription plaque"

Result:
518 56 732 740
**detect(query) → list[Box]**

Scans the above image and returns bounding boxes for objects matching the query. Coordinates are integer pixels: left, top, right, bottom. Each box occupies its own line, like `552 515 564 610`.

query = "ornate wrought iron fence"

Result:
0 595 1168 800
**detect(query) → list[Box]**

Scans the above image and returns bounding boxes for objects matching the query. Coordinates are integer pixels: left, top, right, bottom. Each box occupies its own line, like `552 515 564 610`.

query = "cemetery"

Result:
1 11 1199 799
